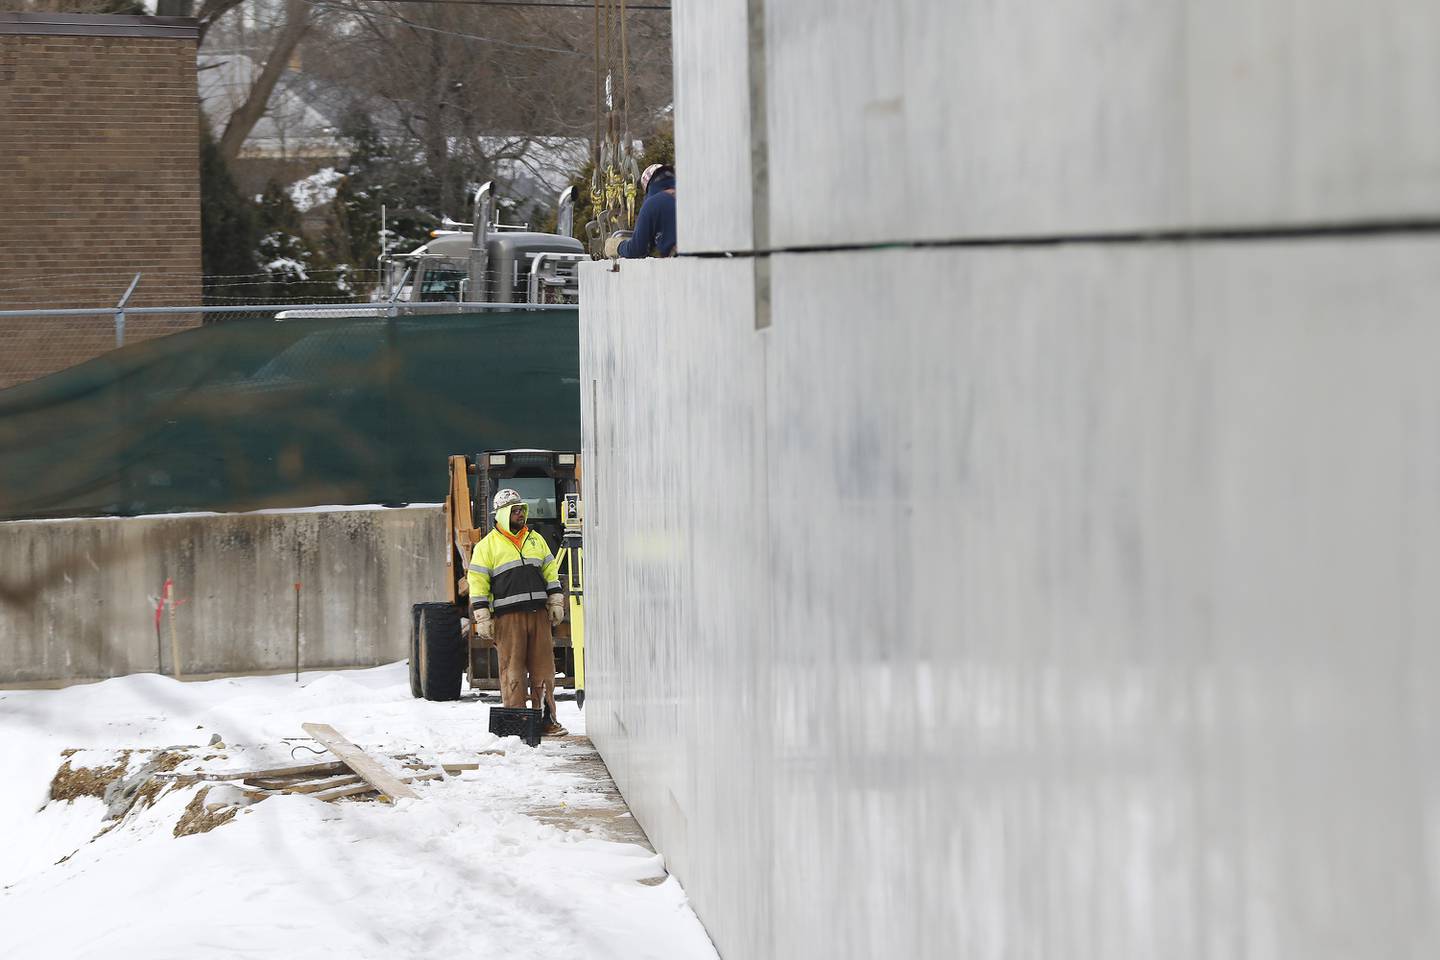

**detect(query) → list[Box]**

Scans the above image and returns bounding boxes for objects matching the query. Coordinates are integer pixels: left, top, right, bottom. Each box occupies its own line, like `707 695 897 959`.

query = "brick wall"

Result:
0 15 201 390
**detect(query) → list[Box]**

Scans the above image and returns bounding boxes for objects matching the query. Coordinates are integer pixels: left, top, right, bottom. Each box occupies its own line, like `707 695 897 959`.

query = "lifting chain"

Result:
586 0 638 257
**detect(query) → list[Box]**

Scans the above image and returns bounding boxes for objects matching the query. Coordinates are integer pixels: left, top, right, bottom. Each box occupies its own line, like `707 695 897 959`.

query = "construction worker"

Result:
605 163 676 258
467 488 568 737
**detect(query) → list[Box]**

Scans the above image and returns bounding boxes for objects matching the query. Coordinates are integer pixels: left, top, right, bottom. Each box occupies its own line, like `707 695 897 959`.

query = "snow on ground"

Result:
0 664 718 960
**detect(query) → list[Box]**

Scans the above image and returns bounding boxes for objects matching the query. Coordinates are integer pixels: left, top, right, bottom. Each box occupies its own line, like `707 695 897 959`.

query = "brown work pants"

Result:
494 607 556 716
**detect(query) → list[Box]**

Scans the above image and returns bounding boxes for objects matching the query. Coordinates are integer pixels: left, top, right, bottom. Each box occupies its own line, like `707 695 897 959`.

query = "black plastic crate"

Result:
489 706 543 747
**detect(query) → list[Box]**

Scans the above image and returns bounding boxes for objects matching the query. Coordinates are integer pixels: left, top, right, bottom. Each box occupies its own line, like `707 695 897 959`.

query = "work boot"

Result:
543 720 569 738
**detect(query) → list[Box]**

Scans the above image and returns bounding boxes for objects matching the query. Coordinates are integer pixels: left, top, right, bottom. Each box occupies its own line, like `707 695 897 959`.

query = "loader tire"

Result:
416 602 464 701
408 604 424 699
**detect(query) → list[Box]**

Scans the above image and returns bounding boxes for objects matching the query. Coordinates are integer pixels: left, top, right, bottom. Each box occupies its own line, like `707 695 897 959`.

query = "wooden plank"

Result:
238 786 280 798
155 754 492 784
315 771 442 803
244 760 349 779
314 781 379 802
259 774 364 795
156 760 348 782
244 774 316 787
400 760 472 772
301 723 419 802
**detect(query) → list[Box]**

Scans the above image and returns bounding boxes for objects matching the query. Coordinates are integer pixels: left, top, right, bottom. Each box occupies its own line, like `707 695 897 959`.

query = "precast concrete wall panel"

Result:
760 1 1440 248
1187 238 1440 959
763 0 1188 244
672 0 753 252
764 245 1195 958
0 507 444 684
1188 0 1440 224
578 239 1440 957
768 241 1440 957
579 258 774 959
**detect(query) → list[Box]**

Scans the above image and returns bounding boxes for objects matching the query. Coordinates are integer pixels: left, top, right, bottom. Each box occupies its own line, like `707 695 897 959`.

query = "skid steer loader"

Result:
410 449 585 709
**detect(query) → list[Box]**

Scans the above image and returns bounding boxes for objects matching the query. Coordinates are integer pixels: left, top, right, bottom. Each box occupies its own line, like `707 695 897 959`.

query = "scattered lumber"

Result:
156 760 349 782
129 736 498 806
267 774 365 795
230 760 350 779
301 722 418 802
156 758 479 786
311 770 444 803
312 781 383 802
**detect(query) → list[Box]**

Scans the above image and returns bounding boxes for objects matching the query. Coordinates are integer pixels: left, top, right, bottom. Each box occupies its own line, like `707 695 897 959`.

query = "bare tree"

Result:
194 0 246 44
299 0 670 215
216 0 314 164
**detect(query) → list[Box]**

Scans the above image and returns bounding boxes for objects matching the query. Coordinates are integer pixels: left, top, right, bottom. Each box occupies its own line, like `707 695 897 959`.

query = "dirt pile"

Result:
173 787 241 838
49 750 132 801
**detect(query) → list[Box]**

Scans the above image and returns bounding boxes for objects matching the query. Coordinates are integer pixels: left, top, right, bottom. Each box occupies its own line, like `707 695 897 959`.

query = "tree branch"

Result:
218 0 313 164
195 0 246 46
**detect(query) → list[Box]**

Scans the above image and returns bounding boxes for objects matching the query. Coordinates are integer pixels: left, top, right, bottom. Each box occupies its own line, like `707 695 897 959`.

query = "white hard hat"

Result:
640 162 668 193
492 488 524 513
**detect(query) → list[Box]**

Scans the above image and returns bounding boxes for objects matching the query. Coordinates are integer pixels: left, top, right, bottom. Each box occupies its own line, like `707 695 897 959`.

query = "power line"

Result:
310 4 682 66
299 0 586 54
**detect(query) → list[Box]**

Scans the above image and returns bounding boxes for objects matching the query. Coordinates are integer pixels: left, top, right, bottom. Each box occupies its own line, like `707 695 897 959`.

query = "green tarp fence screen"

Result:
0 311 581 520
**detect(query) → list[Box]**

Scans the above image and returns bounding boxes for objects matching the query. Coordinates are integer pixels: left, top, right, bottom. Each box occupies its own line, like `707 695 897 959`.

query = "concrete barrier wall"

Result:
0 506 445 684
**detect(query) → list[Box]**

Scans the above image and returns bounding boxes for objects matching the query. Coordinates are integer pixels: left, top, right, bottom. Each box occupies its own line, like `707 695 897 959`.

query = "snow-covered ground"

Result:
0 664 717 959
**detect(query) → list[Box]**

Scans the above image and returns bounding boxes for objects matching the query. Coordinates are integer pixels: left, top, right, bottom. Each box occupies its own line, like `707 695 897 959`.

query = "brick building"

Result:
0 12 201 390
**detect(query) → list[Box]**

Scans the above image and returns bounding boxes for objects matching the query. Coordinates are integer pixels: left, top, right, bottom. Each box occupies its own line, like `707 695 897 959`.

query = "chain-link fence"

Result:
0 264 581 391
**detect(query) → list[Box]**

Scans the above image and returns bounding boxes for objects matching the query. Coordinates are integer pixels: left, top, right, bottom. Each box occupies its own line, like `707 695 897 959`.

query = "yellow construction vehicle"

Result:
410 449 584 710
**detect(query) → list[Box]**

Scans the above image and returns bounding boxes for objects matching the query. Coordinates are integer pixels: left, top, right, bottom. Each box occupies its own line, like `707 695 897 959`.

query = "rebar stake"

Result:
293 581 303 682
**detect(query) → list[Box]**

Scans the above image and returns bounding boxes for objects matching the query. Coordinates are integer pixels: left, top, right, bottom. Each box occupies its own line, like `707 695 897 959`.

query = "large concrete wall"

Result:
581 0 1440 957
0 507 444 684
678 0 1440 251
778 1 1440 241
671 1 752 252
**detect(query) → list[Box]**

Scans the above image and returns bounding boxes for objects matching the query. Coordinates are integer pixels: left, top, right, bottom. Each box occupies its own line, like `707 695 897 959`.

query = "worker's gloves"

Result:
472 608 494 641
603 234 625 258
547 593 566 627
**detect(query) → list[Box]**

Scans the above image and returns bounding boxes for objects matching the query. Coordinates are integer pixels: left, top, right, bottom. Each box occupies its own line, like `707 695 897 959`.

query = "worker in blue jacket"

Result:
606 163 676 258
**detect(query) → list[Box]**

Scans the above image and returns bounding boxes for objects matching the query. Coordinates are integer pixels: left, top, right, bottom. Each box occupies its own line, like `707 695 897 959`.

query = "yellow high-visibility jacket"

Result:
467 524 561 617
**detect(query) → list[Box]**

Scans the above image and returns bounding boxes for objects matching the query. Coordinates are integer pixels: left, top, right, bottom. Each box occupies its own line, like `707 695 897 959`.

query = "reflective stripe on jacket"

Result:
467 526 562 616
